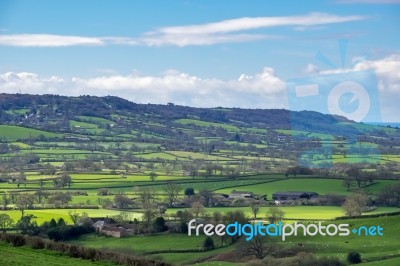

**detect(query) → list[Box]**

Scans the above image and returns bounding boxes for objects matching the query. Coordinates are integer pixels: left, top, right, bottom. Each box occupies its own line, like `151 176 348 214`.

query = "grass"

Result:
166 206 399 220
70 233 217 253
283 215 400 262
0 125 62 141
0 242 115 266
216 178 398 196
275 129 334 140
175 119 239 131
0 209 142 225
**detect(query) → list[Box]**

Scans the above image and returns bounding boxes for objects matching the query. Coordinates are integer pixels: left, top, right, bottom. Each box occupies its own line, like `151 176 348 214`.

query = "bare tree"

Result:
245 236 274 259
149 172 158 182
199 189 214 207
250 200 260 219
191 201 205 218
16 194 35 217
267 206 284 224
164 183 181 207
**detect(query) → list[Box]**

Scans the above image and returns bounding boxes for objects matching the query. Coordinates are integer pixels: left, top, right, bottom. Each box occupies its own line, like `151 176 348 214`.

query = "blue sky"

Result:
0 0 399 121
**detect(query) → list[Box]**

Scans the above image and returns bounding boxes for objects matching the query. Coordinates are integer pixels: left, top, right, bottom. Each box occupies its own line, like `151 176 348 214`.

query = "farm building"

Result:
229 190 254 199
272 191 319 201
101 225 128 238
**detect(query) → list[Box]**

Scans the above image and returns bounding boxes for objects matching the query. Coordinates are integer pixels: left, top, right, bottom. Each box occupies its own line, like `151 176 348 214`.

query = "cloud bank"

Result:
0 54 399 121
0 13 365 47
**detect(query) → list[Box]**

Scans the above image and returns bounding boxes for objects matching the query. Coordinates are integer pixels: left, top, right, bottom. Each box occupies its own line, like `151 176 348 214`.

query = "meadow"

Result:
0 242 115 266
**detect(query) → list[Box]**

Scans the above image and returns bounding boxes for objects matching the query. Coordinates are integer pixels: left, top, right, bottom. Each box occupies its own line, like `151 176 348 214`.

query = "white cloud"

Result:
0 68 287 109
304 64 320 75
309 54 400 122
1 54 398 121
0 34 104 47
137 12 365 47
0 13 365 47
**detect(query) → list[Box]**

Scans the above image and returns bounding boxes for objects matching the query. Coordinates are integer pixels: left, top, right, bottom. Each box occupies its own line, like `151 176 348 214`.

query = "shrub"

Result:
347 251 362 264
26 236 45 249
7 234 26 247
203 236 215 250
68 244 81 258
154 217 167 232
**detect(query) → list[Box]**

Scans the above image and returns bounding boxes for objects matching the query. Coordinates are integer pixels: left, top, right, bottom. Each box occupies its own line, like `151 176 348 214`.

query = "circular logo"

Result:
327 81 370 121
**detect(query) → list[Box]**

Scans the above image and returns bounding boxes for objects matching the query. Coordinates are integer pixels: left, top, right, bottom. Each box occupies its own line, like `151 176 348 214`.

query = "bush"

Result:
203 236 214 250
26 236 45 249
7 234 26 247
154 217 167 232
347 251 362 264
68 244 81 258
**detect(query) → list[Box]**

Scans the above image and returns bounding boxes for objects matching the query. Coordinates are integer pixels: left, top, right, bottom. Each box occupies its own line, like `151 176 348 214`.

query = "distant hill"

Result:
0 93 396 141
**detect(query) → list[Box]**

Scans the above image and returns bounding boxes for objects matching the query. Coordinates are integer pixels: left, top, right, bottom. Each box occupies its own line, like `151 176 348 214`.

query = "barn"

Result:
272 191 319 201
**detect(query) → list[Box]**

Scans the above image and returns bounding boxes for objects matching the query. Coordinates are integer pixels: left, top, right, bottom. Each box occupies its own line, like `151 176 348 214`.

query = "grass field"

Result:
70 233 219 253
0 242 115 265
167 206 399 220
216 178 397 196
283 215 400 262
0 209 142 225
175 119 239 131
0 125 62 141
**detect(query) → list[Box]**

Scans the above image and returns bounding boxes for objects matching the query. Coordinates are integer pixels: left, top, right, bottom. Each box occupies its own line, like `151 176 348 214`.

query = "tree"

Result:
245 236 274 259
342 192 368 217
0 213 14 232
69 210 82 225
142 204 157 225
250 200 260 219
48 192 72 208
60 173 72 189
199 189 214 207
347 251 362 264
267 206 284 224
342 177 354 191
377 183 400 207
184 187 195 198
16 172 26 188
137 187 156 207
191 202 205 218
57 218 66 226
16 194 35 217
16 214 38 235
153 217 167 232
149 172 158 182
203 236 215 250
114 193 133 209
164 183 181 207
34 189 48 204
49 218 57 228
1 192 9 209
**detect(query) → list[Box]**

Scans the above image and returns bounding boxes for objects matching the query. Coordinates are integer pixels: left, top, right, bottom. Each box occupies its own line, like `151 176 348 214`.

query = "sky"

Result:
0 0 399 122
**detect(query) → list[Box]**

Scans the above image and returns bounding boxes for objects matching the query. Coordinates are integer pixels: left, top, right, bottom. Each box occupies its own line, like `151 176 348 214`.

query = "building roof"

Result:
230 190 254 195
273 191 319 196
102 225 126 232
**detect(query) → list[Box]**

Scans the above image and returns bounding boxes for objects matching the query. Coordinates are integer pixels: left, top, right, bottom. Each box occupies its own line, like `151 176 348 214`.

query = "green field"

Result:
70 234 218 253
0 125 62 141
167 206 399 220
0 209 142 225
216 178 397 196
175 119 239 131
0 242 114 266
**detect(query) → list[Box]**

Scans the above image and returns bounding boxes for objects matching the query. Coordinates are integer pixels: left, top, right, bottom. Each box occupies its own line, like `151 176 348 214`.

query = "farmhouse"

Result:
101 225 128 238
272 191 319 201
229 190 254 199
